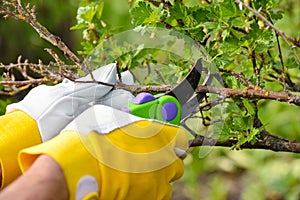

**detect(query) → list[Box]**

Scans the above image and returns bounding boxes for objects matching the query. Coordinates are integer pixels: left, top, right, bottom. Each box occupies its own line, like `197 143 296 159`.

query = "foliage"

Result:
1 0 300 199
71 0 132 55
69 0 300 198
72 0 300 147
0 0 81 63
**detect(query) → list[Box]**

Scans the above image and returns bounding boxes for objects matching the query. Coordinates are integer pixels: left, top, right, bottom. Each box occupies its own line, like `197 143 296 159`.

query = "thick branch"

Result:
189 130 300 153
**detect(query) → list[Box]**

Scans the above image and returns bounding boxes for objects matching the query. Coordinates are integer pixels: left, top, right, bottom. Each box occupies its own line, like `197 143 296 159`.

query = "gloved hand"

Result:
6 63 119 142
0 63 134 188
19 105 189 200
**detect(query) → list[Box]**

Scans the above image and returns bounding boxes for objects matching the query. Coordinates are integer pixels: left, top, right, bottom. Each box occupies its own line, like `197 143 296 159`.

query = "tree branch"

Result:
189 129 300 153
114 84 300 106
0 1 87 71
0 56 79 95
0 78 55 86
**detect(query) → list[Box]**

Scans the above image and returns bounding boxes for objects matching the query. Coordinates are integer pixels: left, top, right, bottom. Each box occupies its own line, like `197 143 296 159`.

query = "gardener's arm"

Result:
0 154 69 200
0 63 133 188
15 105 188 200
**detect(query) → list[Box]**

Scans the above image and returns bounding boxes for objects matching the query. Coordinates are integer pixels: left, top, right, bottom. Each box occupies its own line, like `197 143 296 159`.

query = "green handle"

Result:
124 93 181 125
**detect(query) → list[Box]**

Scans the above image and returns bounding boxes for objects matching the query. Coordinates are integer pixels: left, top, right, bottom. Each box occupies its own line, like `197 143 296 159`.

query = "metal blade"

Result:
166 59 203 106
180 72 213 121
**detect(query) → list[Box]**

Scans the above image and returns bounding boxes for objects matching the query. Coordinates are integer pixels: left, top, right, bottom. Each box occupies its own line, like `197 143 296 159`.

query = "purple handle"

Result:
132 92 155 104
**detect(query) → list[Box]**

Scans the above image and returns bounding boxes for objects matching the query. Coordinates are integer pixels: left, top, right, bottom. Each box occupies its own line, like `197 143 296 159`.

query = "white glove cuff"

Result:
6 63 117 142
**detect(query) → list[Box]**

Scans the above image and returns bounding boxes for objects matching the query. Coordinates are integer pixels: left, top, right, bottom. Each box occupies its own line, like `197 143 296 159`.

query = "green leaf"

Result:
95 2 104 20
203 21 219 30
243 99 256 115
130 2 153 25
219 1 236 18
236 127 262 146
225 75 243 89
231 17 249 28
0 99 11 116
191 8 209 23
75 2 104 24
286 51 298 68
233 116 247 130
220 36 241 56
70 22 88 30
270 10 284 21
169 1 187 20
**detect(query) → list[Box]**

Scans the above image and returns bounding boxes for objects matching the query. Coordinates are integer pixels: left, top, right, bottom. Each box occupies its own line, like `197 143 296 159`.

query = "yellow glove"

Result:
0 64 133 188
0 111 41 188
19 105 189 200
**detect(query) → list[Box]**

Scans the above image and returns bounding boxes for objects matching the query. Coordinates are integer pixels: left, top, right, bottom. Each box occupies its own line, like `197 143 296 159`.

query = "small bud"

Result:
258 20 264 29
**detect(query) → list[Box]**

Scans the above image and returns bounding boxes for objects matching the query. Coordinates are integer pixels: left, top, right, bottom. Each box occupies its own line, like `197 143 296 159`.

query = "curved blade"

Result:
166 59 203 106
180 73 213 120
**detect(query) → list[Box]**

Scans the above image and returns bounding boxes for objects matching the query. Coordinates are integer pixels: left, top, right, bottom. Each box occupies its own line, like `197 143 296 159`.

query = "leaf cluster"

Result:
70 0 300 149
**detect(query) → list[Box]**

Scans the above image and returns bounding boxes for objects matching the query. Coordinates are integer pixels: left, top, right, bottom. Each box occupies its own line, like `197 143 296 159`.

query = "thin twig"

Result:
0 1 87 72
62 74 116 88
0 78 54 86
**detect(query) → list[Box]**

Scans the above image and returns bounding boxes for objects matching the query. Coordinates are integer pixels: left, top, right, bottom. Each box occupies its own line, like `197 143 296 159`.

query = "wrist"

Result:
19 131 100 200
24 154 69 200
0 155 69 200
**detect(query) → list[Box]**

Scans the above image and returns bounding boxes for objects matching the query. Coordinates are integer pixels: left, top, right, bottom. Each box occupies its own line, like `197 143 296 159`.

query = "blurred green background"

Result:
0 0 300 199
0 0 81 63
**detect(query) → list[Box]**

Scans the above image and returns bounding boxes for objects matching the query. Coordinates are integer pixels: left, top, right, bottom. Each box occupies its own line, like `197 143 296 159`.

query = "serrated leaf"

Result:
231 17 248 28
220 36 241 56
243 99 255 115
203 21 219 30
219 1 236 18
169 1 187 20
233 116 247 130
78 6 96 23
130 2 153 25
270 10 284 21
225 75 243 89
191 8 209 23
286 52 298 68
76 2 104 24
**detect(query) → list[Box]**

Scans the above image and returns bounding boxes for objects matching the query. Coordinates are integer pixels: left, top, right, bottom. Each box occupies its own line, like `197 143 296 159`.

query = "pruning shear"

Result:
123 59 213 126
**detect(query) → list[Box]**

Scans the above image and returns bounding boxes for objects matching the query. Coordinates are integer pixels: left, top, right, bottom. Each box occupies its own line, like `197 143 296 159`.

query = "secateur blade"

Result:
180 71 213 121
165 58 203 106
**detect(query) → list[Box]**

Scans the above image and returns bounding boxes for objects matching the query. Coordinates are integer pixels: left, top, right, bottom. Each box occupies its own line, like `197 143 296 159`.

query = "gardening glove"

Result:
6 63 118 142
19 105 189 200
0 63 134 188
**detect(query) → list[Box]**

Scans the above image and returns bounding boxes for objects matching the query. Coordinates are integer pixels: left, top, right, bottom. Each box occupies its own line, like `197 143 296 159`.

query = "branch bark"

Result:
189 129 300 153
115 84 300 106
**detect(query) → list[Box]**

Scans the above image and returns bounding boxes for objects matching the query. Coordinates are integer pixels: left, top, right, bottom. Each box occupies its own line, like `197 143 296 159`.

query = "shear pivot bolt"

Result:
161 102 178 121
